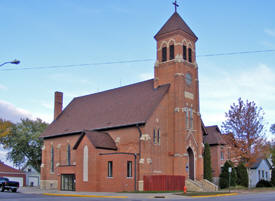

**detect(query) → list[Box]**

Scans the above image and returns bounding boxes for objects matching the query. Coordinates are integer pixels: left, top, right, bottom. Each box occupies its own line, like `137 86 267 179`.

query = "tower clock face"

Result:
185 73 192 85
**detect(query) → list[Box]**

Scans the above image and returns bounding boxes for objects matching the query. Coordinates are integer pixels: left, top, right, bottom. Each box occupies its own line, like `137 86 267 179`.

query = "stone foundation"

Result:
40 180 58 190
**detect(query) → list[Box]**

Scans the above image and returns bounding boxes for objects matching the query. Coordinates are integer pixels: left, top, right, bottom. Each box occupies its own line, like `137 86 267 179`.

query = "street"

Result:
1 191 275 201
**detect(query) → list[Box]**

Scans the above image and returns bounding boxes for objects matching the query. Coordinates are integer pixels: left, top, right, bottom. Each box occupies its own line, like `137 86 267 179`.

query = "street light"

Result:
0 59 20 67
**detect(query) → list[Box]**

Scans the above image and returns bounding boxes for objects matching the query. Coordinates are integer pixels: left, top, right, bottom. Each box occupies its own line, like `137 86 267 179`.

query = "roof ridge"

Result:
75 79 154 99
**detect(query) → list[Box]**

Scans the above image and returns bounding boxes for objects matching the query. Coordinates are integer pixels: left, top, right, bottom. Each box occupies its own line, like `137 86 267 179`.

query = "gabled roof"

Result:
247 158 273 169
154 12 197 40
73 131 117 150
0 161 24 174
41 79 170 138
204 125 227 145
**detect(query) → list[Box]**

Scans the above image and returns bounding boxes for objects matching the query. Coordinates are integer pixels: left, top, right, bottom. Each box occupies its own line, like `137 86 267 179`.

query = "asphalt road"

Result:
1 191 275 201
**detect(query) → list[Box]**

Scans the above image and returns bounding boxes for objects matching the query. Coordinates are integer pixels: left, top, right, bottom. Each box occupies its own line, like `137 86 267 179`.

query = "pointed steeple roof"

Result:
154 12 197 40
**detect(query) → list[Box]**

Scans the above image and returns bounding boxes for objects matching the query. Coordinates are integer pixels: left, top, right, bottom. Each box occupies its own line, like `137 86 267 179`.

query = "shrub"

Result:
236 163 248 187
219 160 237 189
271 168 275 186
203 143 212 182
256 180 272 188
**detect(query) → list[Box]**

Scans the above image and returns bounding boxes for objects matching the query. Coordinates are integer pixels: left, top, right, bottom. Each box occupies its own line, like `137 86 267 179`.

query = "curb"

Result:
42 193 128 199
191 193 238 198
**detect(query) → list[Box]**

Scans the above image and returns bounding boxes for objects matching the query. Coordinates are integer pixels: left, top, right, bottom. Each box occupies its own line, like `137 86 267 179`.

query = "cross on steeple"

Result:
173 0 179 12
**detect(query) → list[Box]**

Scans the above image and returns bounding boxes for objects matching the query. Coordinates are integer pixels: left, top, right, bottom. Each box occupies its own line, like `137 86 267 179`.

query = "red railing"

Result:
143 175 185 191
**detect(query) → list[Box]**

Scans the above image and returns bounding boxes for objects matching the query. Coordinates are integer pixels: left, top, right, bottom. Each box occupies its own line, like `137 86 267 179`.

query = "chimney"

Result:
54 91 63 120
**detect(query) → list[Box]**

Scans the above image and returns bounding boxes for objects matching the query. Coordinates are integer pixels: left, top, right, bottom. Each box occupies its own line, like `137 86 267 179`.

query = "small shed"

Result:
247 158 272 188
0 160 26 186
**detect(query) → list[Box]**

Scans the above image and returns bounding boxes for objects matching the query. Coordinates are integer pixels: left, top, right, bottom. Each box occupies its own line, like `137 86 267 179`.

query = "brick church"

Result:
40 5 205 192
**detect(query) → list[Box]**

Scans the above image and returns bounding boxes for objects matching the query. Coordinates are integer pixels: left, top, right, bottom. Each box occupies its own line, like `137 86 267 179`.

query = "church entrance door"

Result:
187 147 194 180
61 174 75 191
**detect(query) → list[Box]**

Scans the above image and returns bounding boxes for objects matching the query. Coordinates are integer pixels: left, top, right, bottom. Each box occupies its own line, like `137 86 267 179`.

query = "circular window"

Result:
185 73 192 86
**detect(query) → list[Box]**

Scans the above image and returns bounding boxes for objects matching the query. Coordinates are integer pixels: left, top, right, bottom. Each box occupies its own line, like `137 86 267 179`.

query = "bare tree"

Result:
270 124 275 135
222 98 265 162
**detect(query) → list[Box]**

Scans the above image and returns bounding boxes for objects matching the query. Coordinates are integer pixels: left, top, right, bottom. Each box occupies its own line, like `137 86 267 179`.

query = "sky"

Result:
0 0 275 164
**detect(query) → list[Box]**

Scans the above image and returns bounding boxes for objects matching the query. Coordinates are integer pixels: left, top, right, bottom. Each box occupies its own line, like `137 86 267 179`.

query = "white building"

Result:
22 165 40 187
247 158 272 188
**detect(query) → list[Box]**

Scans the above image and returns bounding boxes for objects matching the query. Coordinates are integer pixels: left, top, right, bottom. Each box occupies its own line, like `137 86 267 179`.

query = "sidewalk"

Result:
19 187 186 199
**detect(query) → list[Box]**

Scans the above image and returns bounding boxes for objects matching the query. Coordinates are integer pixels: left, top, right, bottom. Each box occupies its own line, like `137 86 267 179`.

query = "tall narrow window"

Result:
221 151 224 160
185 108 189 129
169 45 174 60
190 108 193 129
127 161 132 177
157 129 160 144
153 129 156 144
67 144 71 165
188 48 192 63
183 45 187 60
258 170 261 180
51 145 54 173
108 161 113 177
83 145 88 182
162 47 167 62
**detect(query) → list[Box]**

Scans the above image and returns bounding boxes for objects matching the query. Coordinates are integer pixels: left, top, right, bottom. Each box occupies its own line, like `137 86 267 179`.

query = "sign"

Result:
228 167 232 173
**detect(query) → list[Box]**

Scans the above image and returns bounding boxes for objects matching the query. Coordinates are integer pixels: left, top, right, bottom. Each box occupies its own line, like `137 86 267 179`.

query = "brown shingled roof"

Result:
73 131 117 150
204 125 227 145
41 79 170 138
0 161 24 174
154 12 197 40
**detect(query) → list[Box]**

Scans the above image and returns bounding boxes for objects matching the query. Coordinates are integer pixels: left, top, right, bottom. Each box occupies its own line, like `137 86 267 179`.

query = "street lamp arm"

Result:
0 62 9 67
0 59 20 67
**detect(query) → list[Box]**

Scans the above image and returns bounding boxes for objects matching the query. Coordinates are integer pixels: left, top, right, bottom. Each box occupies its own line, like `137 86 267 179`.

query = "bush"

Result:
256 180 272 188
219 160 237 189
236 163 248 187
271 168 275 186
203 143 212 182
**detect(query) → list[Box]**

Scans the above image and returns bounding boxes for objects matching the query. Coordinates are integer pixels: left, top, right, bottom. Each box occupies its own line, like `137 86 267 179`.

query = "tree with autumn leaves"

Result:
222 98 266 163
0 119 13 137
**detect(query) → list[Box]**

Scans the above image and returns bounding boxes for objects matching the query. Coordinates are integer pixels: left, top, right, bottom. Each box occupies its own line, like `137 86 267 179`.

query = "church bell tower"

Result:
154 2 203 180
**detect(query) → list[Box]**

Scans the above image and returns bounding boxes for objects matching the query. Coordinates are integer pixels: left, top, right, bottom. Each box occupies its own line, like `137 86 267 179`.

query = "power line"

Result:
197 49 275 57
1 49 274 71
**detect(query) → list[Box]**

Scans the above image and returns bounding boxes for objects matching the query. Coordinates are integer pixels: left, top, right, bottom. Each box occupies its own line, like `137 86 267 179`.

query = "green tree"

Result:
0 118 48 172
222 98 265 162
219 160 237 189
203 143 212 181
236 163 248 187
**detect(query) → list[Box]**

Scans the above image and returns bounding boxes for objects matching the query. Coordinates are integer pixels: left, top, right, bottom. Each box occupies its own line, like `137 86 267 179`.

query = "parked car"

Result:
0 177 19 192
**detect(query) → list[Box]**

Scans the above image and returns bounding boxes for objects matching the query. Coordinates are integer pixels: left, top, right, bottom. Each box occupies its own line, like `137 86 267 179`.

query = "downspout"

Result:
136 125 142 191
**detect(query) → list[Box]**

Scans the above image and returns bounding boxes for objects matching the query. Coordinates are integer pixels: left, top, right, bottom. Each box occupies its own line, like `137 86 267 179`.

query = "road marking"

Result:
191 193 238 198
43 193 128 198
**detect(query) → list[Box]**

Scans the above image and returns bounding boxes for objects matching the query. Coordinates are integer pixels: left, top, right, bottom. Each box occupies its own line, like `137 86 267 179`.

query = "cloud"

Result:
264 28 275 37
0 84 7 90
0 100 32 122
200 64 275 128
0 146 13 166
0 100 52 123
